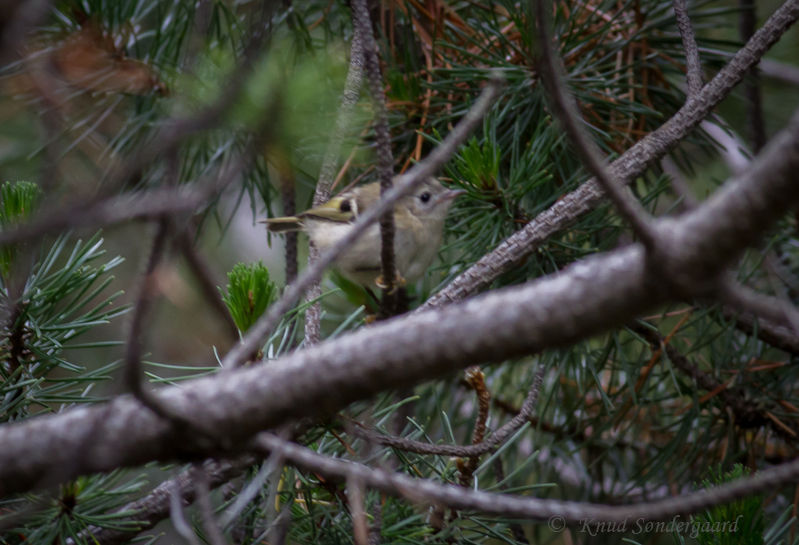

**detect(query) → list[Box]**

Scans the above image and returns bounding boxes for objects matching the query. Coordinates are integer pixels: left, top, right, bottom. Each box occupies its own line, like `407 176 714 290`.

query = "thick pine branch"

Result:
1 106 799 496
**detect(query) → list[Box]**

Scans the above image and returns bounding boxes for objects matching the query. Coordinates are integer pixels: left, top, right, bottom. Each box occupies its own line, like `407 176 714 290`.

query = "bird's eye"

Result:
339 200 352 213
419 192 431 203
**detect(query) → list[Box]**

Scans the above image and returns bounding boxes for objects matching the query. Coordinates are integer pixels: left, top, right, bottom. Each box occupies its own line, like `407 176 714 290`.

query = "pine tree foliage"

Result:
0 181 125 423
222 262 278 334
1 0 799 544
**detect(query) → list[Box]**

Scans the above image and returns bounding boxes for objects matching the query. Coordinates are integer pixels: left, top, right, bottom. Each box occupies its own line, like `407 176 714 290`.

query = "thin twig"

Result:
176 229 239 342
220 434 286 528
458 367 492 486
0 186 207 247
348 475 370 545
351 0 399 313
193 467 229 545
222 77 502 369
534 0 657 248
171 475 204 545
723 307 799 355
124 219 174 418
280 174 298 285
673 0 704 97
740 0 767 152
760 58 799 86
127 218 221 437
660 157 699 209
700 120 751 174
252 502 292 545
720 280 799 337
305 33 365 346
352 368 543 458
315 35 365 206
631 323 797 441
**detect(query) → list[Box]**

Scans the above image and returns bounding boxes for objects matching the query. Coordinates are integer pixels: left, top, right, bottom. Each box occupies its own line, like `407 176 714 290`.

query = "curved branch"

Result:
251 431 799 525
352 368 543 458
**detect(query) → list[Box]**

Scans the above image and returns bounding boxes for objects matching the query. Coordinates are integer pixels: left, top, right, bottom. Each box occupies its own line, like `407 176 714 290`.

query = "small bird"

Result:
263 178 463 288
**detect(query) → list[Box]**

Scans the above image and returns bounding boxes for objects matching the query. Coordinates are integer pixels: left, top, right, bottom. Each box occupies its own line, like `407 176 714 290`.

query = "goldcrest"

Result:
263 178 463 287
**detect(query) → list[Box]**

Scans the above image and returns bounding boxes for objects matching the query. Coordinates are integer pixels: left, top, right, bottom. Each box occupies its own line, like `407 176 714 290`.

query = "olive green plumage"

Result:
263 178 462 286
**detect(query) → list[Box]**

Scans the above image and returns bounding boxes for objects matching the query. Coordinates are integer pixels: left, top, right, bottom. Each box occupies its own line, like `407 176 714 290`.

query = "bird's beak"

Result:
435 189 466 205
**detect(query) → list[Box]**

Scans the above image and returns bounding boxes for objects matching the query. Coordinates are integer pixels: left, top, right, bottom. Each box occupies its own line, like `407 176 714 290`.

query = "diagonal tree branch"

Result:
1 104 798 497
673 0 704 97
533 0 658 248
124 219 174 417
423 0 799 310
223 77 502 369
679 118 799 354
305 33 364 346
0 142 255 248
0 186 207 247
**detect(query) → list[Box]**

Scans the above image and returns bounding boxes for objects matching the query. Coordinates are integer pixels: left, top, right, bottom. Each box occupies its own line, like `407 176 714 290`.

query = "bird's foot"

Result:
375 273 406 294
